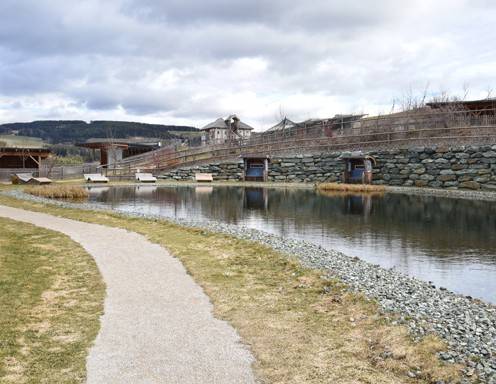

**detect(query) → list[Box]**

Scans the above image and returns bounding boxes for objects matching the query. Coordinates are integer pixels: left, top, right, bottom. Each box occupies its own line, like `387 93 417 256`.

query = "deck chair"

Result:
135 173 157 183
30 177 52 185
11 173 34 184
195 173 213 182
84 173 109 183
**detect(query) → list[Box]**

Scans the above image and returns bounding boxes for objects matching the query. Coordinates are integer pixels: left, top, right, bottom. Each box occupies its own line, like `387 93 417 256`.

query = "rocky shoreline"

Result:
3 190 496 383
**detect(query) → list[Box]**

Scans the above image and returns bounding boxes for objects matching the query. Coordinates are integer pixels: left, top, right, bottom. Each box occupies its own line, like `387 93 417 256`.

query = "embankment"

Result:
159 144 496 191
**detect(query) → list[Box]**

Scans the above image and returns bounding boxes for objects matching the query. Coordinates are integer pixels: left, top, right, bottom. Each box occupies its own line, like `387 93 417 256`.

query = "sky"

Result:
0 0 495 130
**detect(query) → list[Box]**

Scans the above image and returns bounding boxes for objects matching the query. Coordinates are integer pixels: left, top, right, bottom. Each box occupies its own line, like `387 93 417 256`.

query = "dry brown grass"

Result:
0 192 467 384
25 185 89 199
317 182 386 193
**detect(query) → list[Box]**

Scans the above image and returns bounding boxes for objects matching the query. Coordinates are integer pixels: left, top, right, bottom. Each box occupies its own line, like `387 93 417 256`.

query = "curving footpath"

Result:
0 205 255 384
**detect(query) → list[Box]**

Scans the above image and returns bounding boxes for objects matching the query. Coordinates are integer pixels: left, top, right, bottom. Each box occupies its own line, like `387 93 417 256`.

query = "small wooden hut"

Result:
340 152 376 184
242 154 270 182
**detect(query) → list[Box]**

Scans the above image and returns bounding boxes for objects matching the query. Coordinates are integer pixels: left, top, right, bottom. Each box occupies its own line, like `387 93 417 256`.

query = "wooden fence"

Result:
104 109 496 174
0 165 100 181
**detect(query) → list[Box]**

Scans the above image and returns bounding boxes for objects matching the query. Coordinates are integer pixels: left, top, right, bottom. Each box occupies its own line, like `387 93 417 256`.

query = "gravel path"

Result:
0 205 255 384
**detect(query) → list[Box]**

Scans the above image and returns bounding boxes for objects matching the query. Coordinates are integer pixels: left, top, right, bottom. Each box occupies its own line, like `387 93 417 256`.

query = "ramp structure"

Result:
102 105 496 176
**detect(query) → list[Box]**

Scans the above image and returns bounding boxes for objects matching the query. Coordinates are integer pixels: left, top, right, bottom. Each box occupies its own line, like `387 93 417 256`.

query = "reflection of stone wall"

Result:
159 144 496 191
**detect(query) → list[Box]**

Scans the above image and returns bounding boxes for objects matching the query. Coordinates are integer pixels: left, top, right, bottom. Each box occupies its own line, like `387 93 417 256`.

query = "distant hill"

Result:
0 120 199 144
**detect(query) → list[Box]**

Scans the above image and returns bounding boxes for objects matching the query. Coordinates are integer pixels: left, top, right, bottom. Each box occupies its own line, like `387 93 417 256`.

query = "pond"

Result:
87 185 496 304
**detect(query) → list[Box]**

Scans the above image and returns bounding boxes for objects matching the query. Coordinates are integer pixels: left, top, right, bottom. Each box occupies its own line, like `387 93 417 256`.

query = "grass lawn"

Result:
0 189 465 383
0 216 105 384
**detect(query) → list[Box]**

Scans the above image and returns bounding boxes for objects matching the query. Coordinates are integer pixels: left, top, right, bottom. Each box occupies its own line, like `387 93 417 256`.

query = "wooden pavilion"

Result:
77 139 160 167
0 147 51 169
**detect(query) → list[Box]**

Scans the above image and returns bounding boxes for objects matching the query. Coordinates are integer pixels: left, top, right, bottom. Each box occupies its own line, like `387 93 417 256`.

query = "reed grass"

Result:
25 185 89 199
317 182 386 193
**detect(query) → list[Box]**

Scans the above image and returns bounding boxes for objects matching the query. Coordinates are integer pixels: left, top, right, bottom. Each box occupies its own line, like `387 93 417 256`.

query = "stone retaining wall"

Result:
159 144 496 191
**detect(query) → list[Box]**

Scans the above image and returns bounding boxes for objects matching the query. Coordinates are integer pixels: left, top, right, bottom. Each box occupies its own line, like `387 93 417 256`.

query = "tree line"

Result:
0 120 198 144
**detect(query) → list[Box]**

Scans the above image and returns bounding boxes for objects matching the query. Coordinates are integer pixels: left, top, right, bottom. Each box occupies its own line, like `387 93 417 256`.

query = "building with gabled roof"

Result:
201 115 254 144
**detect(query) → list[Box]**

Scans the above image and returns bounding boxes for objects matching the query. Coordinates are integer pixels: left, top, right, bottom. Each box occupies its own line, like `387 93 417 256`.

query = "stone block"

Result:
444 181 459 187
459 181 481 190
414 167 426 174
439 169 455 175
442 153 454 160
435 145 450 153
478 169 492 175
451 164 466 171
481 184 496 191
415 180 428 187
419 174 435 181
438 174 456 182
428 181 443 188
474 176 490 183
483 151 496 158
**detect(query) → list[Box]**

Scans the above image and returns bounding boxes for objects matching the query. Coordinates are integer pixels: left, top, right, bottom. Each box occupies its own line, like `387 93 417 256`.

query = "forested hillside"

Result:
0 120 198 144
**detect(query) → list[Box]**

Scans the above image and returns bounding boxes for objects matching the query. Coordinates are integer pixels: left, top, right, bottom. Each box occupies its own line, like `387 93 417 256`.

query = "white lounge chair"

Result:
195 173 213 182
84 173 109 183
135 173 157 183
30 177 52 185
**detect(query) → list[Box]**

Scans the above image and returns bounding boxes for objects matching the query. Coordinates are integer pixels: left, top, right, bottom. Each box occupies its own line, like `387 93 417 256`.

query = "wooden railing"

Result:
105 110 496 174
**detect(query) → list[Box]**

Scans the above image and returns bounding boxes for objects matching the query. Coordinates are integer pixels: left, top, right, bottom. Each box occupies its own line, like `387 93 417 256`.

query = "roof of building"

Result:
201 117 254 131
0 147 50 155
76 138 161 149
426 98 496 110
265 114 365 132
265 117 298 132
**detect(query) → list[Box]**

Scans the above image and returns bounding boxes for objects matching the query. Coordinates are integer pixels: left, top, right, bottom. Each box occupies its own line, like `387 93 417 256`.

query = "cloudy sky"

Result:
0 0 495 129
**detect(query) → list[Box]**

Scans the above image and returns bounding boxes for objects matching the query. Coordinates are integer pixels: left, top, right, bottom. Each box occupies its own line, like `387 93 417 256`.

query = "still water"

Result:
87 186 496 304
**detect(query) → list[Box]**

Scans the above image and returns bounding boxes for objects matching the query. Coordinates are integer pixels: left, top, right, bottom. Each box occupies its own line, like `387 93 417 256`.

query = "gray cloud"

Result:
0 0 495 128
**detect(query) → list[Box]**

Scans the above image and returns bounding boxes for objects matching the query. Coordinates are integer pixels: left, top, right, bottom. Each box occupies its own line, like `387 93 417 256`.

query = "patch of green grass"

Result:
0 192 465 383
0 217 105 384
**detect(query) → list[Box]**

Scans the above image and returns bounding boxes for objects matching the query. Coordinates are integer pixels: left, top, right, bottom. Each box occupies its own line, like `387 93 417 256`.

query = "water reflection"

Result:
87 185 496 303
244 188 269 211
